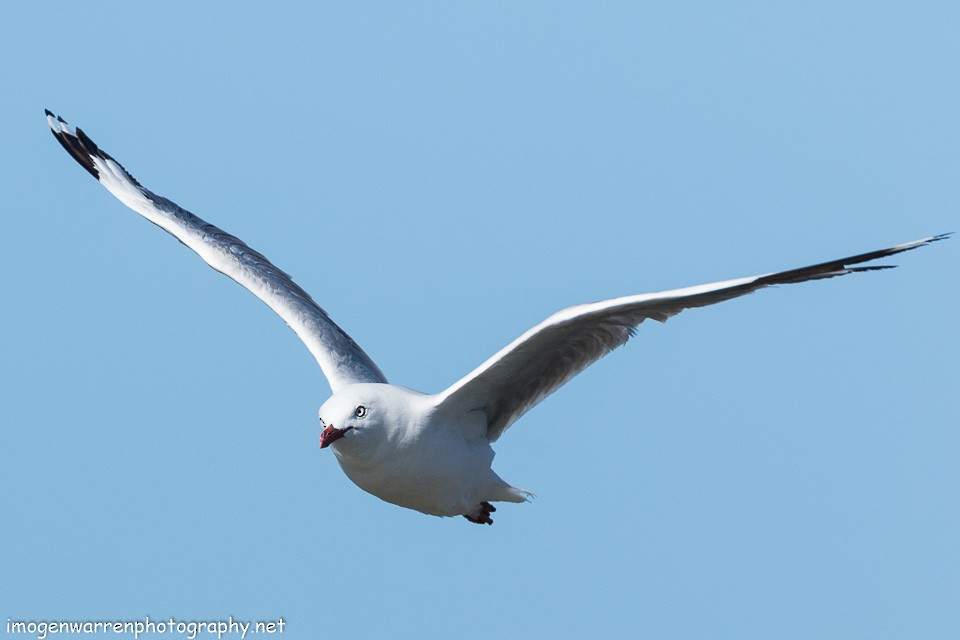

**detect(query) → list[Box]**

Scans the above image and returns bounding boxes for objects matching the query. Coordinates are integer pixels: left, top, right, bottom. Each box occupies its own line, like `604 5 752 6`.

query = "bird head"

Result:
318 383 432 460
318 383 398 453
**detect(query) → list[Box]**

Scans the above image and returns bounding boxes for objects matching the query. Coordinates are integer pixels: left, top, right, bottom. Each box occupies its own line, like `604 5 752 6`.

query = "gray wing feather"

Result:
47 111 386 392
436 234 948 441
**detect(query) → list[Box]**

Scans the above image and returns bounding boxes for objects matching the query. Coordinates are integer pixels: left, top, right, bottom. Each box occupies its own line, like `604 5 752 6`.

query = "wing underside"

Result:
47 110 387 392
436 234 949 441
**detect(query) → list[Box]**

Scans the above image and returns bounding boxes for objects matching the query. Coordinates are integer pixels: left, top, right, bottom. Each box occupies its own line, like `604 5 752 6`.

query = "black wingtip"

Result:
75 127 100 154
755 234 948 287
46 112 144 188
843 233 951 274
847 265 898 273
46 113 101 181
46 109 67 124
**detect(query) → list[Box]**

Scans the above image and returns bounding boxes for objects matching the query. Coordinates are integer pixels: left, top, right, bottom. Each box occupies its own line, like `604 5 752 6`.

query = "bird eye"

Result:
354 405 367 418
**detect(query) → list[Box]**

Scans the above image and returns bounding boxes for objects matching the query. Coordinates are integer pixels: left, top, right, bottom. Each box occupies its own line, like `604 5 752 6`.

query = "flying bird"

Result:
46 110 948 525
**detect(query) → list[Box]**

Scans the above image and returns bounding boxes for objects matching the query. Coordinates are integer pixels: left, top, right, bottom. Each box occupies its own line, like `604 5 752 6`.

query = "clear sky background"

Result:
1 3 957 639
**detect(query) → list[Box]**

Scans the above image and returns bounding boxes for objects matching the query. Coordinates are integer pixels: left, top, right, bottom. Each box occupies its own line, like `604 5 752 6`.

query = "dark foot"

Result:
463 501 496 525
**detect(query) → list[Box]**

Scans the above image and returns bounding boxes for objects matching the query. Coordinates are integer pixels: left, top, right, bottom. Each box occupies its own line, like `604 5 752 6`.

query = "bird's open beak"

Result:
319 425 352 449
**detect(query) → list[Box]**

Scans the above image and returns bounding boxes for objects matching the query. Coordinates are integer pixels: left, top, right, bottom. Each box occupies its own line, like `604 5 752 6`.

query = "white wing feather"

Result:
47 111 386 393
436 235 949 441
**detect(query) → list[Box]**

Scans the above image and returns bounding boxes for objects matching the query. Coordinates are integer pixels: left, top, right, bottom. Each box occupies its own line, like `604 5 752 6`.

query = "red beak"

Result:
319 425 352 449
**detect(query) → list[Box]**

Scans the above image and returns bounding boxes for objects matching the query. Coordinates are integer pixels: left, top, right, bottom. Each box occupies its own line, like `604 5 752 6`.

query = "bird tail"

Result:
492 483 535 504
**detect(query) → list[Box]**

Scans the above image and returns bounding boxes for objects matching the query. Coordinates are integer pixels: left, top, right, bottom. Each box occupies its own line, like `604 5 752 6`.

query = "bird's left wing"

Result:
46 111 386 393
435 235 948 441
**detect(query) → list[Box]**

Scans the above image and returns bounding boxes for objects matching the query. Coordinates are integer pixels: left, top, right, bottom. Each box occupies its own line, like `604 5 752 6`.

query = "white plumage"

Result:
47 110 948 524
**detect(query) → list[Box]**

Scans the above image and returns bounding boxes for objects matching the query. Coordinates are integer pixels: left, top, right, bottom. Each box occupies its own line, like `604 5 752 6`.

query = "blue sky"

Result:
1 2 957 638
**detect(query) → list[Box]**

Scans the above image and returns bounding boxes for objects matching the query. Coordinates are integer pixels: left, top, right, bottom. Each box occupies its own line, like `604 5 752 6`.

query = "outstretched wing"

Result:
436 235 948 441
46 110 387 393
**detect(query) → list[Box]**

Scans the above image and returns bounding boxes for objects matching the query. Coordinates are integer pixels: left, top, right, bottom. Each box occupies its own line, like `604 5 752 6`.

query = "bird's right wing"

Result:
46 111 387 393
435 235 949 441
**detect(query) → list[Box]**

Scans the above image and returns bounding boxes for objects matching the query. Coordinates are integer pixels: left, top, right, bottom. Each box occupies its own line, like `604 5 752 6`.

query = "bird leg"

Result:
463 501 496 525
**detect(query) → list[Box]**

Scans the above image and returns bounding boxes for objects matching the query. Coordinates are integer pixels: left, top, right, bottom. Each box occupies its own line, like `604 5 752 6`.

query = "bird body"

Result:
46 110 948 524
320 385 528 521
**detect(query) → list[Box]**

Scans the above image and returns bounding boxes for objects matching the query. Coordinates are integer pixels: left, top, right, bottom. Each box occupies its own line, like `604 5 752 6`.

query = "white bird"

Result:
46 110 948 525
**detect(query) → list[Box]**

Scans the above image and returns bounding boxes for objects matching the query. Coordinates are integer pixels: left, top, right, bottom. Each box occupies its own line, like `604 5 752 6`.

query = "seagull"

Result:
46 110 948 525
